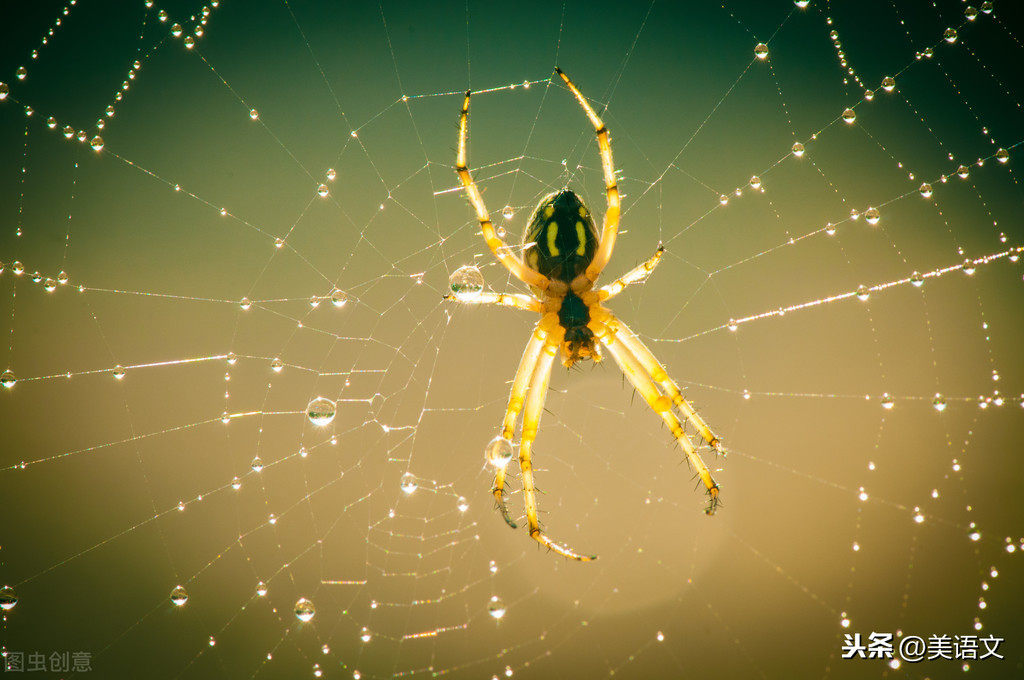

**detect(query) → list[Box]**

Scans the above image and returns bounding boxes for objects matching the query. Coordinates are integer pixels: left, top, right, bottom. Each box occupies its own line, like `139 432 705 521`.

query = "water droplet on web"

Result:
944 28 958 43
295 597 316 622
44 278 56 292
449 265 484 300
957 164 970 179
488 596 507 619
502 205 514 220
728 319 738 331
57 270 68 285
309 295 320 308
864 89 874 101
995 148 1008 163
171 23 183 37
457 496 469 512
963 259 976 275
794 0 808 7
981 1 993 12
157 9 168 21
317 184 328 197
360 627 372 642
485 436 514 468
330 289 348 307
881 76 895 91
271 358 283 372
754 43 768 60
231 476 241 490
113 365 125 380
90 136 103 151
919 182 933 198
864 207 880 224
719 194 729 205
31 272 43 283
880 393 894 409
825 222 836 235
0 82 8 100
183 36 195 49
170 585 188 606
791 141 805 157
307 397 336 426
256 581 268 596
249 108 258 120
12 261 24 274
1 370 15 388
63 125 75 139
46 116 57 128
965 5 979 20
910 272 923 287
842 108 856 123
400 472 418 494
856 285 869 301
15 66 27 80
850 208 860 220
240 297 251 310
251 457 264 472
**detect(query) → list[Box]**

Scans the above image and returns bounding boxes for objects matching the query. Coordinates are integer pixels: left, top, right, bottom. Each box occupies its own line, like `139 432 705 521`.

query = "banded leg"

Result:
518 328 597 561
457 91 549 291
444 290 543 313
555 67 620 284
491 321 548 527
596 244 665 302
597 320 720 513
600 312 722 451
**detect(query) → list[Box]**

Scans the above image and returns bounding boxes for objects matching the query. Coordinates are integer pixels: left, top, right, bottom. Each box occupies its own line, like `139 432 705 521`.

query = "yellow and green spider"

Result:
450 67 723 561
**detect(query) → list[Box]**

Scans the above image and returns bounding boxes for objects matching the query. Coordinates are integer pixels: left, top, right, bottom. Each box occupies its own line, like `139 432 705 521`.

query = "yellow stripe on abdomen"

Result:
547 222 560 256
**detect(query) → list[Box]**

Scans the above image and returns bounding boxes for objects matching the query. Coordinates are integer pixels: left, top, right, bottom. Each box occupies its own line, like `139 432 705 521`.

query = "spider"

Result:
449 67 723 561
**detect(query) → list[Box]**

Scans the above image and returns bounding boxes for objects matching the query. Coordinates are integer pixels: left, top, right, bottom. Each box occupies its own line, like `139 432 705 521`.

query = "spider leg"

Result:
594 313 721 513
457 91 550 291
596 310 722 451
444 290 543 313
595 244 665 303
555 68 620 286
518 326 598 561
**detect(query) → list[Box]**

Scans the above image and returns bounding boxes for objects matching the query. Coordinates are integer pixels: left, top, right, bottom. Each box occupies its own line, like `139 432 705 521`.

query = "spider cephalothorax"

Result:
450 67 723 561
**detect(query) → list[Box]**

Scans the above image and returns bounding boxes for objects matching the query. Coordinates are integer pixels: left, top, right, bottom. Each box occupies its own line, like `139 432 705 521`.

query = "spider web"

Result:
1 1 1022 678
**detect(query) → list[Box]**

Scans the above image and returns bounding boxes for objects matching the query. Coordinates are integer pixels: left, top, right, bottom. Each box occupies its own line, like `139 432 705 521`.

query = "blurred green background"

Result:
1 1 1022 678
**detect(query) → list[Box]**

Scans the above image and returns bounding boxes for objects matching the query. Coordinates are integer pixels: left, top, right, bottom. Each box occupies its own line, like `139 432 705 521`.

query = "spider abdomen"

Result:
524 190 599 284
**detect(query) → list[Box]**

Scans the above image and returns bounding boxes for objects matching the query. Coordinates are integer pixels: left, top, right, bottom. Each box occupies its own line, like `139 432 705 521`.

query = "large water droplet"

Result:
251 456 264 472
1 370 15 388
400 472 418 494
295 597 316 622
307 397 336 426
331 289 348 307
943 28 958 43
754 43 769 60
170 585 188 606
842 108 856 124
488 596 507 619
791 141 805 157
919 183 933 198
485 436 514 468
881 76 895 92
864 207 880 225
449 265 485 300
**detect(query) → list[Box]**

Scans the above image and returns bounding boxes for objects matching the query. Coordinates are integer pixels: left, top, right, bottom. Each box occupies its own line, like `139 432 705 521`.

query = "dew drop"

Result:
62 125 75 139
309 295 320 308
791 141 805 157
719 194 729 205
44 278 56 292
170 585 188 606
46 116 57 128
12 261 24 275
295 597 316 622
231 476 241 490
919 182 933 198
183 35 195 49
251 457 264 472
881 76 895 91
307 397 337 426
932 394 947 412
963 259 976 275
15 66 27 80
485 436 514 468
400 472 418 494
457 496 469 512
864 207 880 224
331 289 348 307
728 319 738 331
842 108 856 123
90 136 103 151
965 5 978 20
449 265 485 300
1 370 15 389
271 358 283 372
317 184 329 197
170 22 182 37
749 175 761 189
488 596 507 619
240 297 251 310
360 627 372 642
754 43 769 60
856 285 869 301
0 82 8 100
944 28 958 43
880 393 894 409
256 581 268 596
995 148 1008 163
502 205 514 220
113 365 126 380
864 89 875 101
957 165 970 179
981 1 993 12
